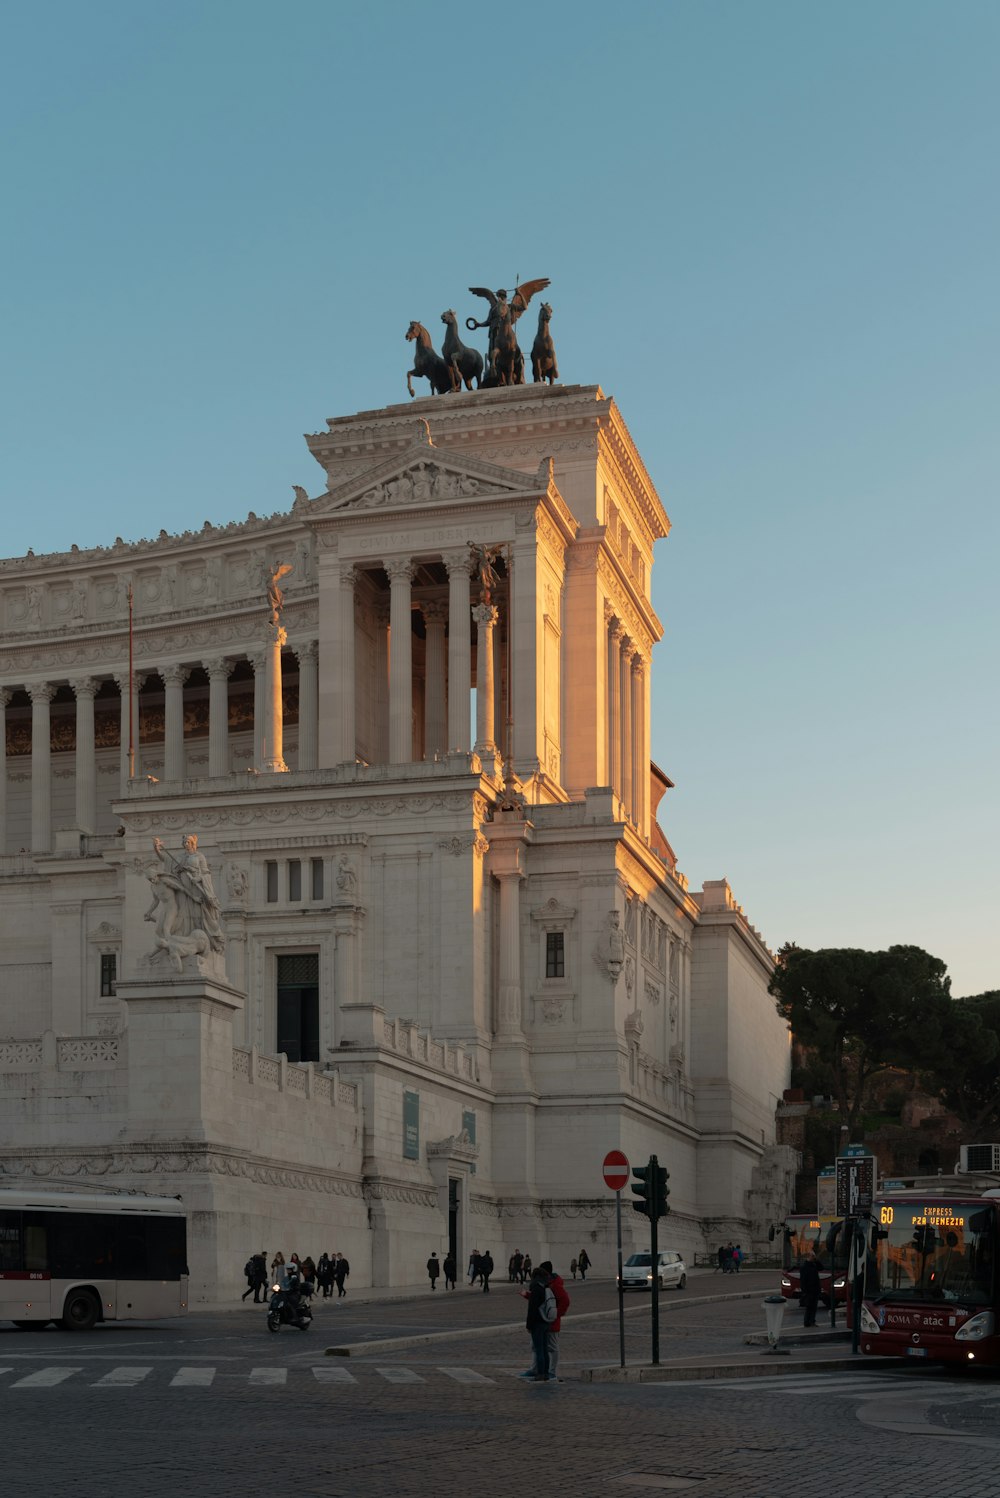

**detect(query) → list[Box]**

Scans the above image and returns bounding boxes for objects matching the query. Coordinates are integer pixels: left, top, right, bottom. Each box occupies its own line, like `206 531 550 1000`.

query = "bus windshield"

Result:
869 1201 996 1306
784 1216 848 1272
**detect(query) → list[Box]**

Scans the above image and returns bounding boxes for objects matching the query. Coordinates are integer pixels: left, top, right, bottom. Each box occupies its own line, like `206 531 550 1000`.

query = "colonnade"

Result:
0 642 319 853
606 613 648 834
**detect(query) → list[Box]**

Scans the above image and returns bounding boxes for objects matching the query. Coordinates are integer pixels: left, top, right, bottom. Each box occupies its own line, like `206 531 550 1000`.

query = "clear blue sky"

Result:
2 1 997 996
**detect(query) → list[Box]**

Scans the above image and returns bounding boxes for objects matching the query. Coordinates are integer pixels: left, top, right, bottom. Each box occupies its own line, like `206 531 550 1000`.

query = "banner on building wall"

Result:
403 1090 420 1160
462 1109 476 1174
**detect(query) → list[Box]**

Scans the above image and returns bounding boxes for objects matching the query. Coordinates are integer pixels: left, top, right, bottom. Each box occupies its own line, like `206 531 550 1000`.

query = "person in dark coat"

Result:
800 1250 822 1327
427 1252 440 1290
334 1252 350 1298
577 1249 590 1280
480 1250 494 1293
443 1252 457 1289
521 1267 551 1381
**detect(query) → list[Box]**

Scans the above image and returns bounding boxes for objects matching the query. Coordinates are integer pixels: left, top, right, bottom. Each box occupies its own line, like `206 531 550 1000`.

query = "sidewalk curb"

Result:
324 1289 761 1357
579 1355 865 1384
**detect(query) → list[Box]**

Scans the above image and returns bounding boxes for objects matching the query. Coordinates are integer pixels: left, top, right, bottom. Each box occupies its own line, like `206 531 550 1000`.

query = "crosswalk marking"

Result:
439 1366 495 1384
641 1373 957 1396
10 1368 81 1388
93 1367 153 1387
249 1367 287 1386
377 1367 424 1383
169 1367 215 1388
312 1367 358 1384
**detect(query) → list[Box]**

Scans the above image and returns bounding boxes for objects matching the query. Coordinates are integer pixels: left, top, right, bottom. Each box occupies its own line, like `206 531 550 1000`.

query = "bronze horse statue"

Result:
406 321 458 398
467 278 550 387
441 310 483 390
531 303 558 385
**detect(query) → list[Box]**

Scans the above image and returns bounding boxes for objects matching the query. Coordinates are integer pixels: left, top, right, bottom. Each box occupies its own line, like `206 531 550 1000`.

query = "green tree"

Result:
924 991 1000 1135
769 944 953 1137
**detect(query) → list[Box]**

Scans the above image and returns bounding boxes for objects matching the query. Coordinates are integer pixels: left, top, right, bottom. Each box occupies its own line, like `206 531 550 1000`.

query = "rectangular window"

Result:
403 1090 420 1161
276 952 320 1064
100 953 117 997
311 858 324 900
545 931 565 979
288 859 302 902
266 861 278 903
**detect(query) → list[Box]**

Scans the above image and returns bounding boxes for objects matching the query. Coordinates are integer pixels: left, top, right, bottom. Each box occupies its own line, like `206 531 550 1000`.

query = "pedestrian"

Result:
520 1266 554 1382
443 1251 457 1290
427 1252 440 1290
723 1242 735 1274
800 1250 822 1327
715 1244 726 1273
538 1260 571 1382
570 1257 578 1280
521 1253 532 1285
241 1252 256 1301
733 1243 742 1274
508 1252 518 1283
480 1249 494 1293
271 1251 285 1281
334 1251 350 1298
468 1249 480 1285
577 1248 590 1281
242 1251 267 1303
301 1256 316 1298
317 1251 333 1299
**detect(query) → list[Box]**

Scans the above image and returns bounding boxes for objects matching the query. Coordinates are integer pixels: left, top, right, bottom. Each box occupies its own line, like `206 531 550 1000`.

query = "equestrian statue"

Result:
406 321 459 398
403 278 557 396
466 278 550 387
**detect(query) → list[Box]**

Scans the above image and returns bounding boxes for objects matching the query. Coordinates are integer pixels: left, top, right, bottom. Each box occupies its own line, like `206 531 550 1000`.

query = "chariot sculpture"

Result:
404 277 557 397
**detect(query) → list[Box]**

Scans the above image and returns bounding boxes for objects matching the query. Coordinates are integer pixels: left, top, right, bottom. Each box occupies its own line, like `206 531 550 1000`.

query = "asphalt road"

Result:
3 1274 999 1497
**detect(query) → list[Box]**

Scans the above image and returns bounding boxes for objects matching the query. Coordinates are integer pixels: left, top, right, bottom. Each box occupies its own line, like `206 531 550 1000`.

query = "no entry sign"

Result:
603 1150 630 1191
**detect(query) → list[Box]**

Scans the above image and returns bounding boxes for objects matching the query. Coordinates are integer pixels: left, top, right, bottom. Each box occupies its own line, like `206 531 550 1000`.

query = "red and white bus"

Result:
860 1190 1000 1365
0 1187 188 1330
777 1214 849 1309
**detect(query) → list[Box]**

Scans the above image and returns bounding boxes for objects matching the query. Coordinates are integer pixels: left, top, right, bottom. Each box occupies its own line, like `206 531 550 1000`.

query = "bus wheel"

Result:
61 1290 99 1331
677 1274 687 1290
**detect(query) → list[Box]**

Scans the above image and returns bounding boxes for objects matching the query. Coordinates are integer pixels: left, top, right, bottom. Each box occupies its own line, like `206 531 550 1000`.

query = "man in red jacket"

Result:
538 1260 571 1382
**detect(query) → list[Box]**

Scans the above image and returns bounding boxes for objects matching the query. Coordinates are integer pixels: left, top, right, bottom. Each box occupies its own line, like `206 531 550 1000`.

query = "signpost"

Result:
836 1154 875 1217
603 1150 629 1368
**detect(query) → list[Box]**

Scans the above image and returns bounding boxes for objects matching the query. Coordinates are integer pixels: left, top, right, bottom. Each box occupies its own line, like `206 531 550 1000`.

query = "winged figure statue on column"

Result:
466 277 550 387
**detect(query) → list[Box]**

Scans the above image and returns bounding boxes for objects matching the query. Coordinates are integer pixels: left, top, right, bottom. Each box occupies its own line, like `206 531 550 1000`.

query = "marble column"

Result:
29 682 54 852
295 640 319 772
443 550 472 753
386 558 414 764
162 664 189 782
373 603 389 764
631 653 643 827
608 622 622 798
422 601 447 759
473 602 499 755
0 688 9 855
337 566 357 764
115 671 145 788
71 677 98 833
261 628 288 774
205 657 233 777
250 650 266 769
495 860 526 1036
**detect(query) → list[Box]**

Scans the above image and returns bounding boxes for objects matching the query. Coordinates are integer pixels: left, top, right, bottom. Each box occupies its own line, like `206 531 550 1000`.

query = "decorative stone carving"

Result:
143 834 226 973
625 1007 644 1041
335 855 358 895
596 909 625 982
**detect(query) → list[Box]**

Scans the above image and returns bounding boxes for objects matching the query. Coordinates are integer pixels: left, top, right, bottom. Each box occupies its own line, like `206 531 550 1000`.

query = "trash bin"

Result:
762 1294 789 1355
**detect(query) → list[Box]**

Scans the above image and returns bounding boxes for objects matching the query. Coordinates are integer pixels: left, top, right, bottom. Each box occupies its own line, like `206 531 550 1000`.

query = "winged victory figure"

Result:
265 562 294 625
466 277 550 387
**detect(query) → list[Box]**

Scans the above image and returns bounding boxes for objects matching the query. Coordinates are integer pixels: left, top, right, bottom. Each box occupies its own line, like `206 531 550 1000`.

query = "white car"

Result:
619 1250 687 1291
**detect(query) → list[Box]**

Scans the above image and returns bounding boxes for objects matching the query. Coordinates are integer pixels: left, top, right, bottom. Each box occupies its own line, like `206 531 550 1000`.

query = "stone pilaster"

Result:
0 688 9 856
386 557 414 764
295 639 318 771
608 622 622 799
422 601 447 759
28 682 55 852
472 601 501 779
250 650 266 769
337 566 357 764
620 636 633 820
70 677 98 833
443 550 472 753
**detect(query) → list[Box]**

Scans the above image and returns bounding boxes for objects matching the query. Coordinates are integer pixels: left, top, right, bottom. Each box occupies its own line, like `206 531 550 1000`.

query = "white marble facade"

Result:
0 384 791 1297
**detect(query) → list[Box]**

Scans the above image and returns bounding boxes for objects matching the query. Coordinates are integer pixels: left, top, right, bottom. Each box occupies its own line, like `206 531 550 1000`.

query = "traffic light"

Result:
631 1163 653 1217
655 1164 670 1218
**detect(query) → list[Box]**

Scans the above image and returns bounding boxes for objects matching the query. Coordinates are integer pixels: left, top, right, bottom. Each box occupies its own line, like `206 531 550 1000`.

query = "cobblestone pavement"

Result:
4 1277 999 1496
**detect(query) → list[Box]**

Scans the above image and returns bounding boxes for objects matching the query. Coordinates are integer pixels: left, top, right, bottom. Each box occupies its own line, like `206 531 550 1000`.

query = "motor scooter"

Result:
266 1281 312 1332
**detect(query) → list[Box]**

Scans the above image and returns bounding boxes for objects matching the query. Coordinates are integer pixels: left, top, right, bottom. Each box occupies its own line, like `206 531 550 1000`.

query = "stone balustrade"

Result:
0 1032 119 1071
231 1044 359 1110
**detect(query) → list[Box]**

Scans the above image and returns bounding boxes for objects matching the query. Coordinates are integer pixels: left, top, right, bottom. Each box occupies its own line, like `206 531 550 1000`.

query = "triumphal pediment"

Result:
306 423 554 519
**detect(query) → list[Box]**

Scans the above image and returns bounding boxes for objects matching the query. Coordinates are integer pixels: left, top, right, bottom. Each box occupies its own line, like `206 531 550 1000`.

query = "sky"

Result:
2 1 997 996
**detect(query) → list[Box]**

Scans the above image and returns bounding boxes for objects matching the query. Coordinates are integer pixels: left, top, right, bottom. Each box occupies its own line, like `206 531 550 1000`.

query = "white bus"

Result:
0 1187 188 1330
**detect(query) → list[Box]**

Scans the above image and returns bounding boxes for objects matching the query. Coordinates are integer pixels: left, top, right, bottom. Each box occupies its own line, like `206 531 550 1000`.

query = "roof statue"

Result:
466 278 550 387
265 562 294 625
403 278 554 396
468 542 503 606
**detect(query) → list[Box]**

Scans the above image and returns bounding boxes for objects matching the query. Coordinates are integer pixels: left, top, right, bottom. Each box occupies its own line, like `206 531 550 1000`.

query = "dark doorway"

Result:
448 1178 459 1267
276 953 319 1063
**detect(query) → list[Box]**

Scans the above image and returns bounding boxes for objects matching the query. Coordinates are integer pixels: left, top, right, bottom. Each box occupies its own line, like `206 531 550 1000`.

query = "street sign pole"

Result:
602 1150 630 1370
650 1153 660 1366
616 1188 625 1368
